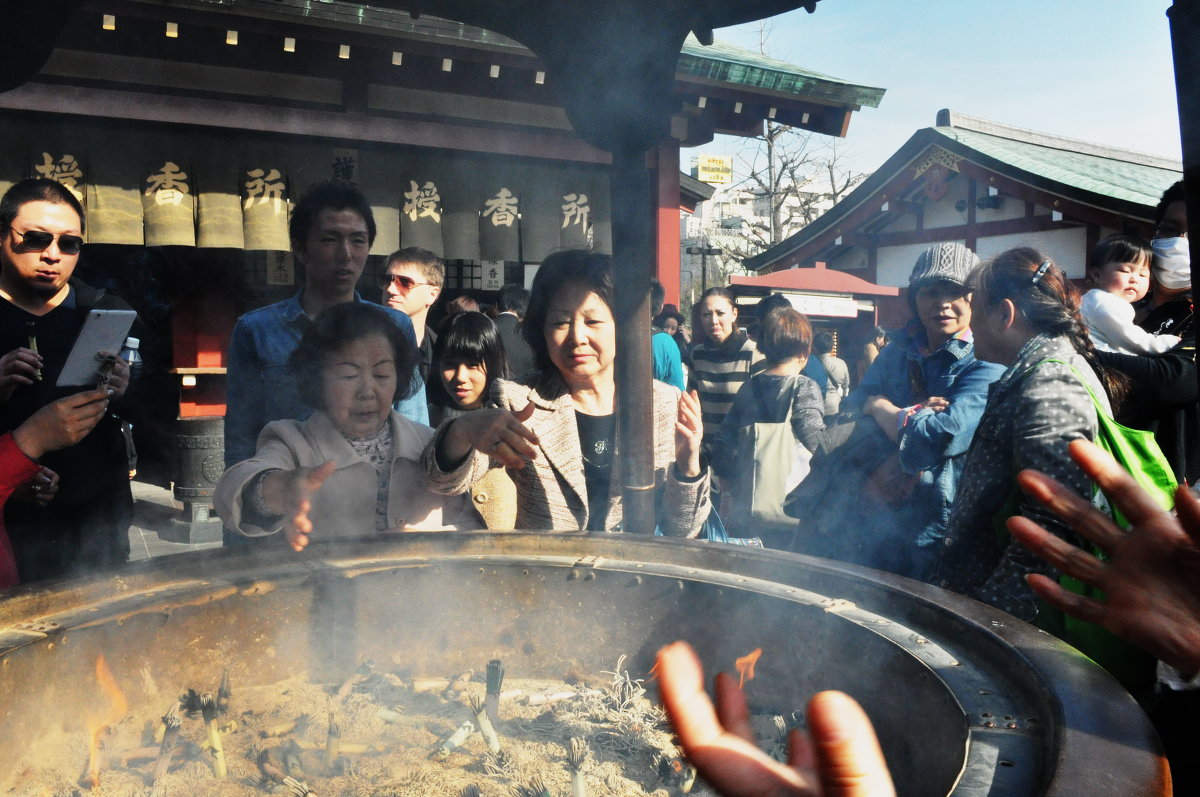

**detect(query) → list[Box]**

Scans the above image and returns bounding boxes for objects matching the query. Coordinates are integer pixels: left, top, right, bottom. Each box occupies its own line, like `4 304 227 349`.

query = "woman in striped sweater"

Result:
688 287 765 437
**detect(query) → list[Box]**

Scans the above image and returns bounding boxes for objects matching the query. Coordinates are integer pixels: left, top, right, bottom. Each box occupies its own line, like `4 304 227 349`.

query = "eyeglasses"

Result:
10 229 84 256
379 273 434 292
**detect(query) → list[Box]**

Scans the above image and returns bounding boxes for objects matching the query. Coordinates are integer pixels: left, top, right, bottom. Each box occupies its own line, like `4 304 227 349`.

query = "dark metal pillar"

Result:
611 146 657 532
1167 0 1200 394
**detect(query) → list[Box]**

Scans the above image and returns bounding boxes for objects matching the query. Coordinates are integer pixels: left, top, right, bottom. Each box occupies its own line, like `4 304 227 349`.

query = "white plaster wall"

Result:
876 242 956 287
974 227 1089 277
921 178 970 229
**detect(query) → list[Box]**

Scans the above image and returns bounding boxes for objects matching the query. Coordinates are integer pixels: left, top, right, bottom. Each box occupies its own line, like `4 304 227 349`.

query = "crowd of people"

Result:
0 173 1196 790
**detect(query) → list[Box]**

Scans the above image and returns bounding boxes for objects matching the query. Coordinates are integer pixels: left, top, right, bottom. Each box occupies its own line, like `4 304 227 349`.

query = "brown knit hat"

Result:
909 242 979 291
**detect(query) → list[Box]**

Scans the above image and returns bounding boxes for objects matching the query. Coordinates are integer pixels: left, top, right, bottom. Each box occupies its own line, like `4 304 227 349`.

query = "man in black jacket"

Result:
0 178 134 582
1096 181 1197 485
495 283 536 379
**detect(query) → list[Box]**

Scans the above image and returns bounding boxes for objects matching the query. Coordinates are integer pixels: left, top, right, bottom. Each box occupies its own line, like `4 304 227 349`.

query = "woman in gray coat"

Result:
929 248 1125 622
422 250 710 536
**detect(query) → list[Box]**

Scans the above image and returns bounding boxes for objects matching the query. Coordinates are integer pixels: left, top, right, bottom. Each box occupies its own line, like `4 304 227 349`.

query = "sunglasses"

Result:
379 273 434 292
11 229 84 256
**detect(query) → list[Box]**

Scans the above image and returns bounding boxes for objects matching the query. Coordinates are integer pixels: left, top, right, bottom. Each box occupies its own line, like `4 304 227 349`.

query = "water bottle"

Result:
120 336 143 380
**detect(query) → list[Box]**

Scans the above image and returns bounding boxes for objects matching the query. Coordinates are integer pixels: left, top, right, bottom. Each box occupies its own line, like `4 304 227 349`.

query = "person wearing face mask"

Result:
1093 180 1200 789
1094 181 1199 486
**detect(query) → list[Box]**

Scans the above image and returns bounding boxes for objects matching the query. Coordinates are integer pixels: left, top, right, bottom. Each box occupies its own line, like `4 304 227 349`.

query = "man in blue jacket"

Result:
835 242 1004 578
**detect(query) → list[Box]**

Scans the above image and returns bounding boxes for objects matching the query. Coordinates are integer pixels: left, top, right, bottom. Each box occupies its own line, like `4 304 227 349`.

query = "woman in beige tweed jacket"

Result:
421 251 710 536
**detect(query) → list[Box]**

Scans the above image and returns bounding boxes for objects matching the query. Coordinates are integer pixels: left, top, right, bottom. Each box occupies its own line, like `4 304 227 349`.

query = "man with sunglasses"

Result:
0 177 136 582
224 180 426 480
381 247 442 382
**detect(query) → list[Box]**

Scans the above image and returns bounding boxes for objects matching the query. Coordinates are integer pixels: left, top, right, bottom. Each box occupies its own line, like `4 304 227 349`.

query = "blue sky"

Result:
707 0 1182 178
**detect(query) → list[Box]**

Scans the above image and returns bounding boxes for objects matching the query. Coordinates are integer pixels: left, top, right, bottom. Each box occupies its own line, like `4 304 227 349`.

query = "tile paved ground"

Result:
127 480 222 561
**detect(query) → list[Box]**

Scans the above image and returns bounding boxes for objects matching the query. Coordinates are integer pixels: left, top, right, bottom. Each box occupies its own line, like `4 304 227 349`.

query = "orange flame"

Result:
735 648 762 689
83 654 128 789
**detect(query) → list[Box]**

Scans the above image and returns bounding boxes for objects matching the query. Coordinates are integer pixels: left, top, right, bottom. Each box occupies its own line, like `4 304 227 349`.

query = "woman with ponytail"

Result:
928 247 1126 621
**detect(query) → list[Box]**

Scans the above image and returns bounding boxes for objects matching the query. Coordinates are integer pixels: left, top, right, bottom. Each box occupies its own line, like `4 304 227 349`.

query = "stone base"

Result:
159 517 224 544
159 502 223 544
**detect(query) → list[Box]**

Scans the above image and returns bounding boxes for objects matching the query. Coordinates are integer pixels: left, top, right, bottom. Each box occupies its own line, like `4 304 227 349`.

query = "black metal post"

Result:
1168 1 1199 400
611 145 656 533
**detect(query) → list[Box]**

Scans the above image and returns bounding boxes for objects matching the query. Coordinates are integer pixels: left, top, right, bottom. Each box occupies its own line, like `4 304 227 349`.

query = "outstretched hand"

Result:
657 641 895 797
261 461 337 552
441 401 539 470
1009 438 1200 674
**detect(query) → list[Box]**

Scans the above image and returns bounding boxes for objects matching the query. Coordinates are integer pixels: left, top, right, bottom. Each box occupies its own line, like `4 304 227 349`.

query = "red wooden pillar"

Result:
654 141 682 307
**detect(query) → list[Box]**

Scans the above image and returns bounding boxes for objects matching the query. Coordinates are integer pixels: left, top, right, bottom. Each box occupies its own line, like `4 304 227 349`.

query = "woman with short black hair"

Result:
422 250 710 535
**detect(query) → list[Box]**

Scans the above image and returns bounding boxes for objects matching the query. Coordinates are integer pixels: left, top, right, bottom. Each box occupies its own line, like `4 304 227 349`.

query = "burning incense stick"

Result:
96 354 118 389
485 659 504 725
200 693 227 778
525 689 602 706
323 710 341 771
467 692 501 754
431 716 477 760
566 737 589 797
376 708 404 724
264 713 311 738
25 322 40 381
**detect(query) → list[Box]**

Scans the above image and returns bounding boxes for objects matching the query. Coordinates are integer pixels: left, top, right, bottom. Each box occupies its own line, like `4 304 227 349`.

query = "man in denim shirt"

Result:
837 243 1004 578
224 180 426 476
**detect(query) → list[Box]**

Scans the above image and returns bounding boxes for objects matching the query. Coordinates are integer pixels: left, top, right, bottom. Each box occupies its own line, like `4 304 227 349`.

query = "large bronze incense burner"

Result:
0 534 1167 795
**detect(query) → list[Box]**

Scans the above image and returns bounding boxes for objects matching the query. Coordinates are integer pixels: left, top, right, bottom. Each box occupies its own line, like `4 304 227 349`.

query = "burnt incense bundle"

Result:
323 710 340 771
284 775 317 796
467 692 501 754
152 707 181 782
566 737 589 797
431 715 477 760
485 659 504 725
199 693 227 778
511 776 552 797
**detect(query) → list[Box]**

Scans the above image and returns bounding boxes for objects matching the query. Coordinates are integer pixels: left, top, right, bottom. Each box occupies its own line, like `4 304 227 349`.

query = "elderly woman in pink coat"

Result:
216 303 479 551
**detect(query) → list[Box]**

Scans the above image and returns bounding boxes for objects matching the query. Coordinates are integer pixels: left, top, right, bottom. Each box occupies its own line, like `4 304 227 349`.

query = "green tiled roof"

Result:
678 35 885 109
931 125 1180 208
744 112 1181 272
